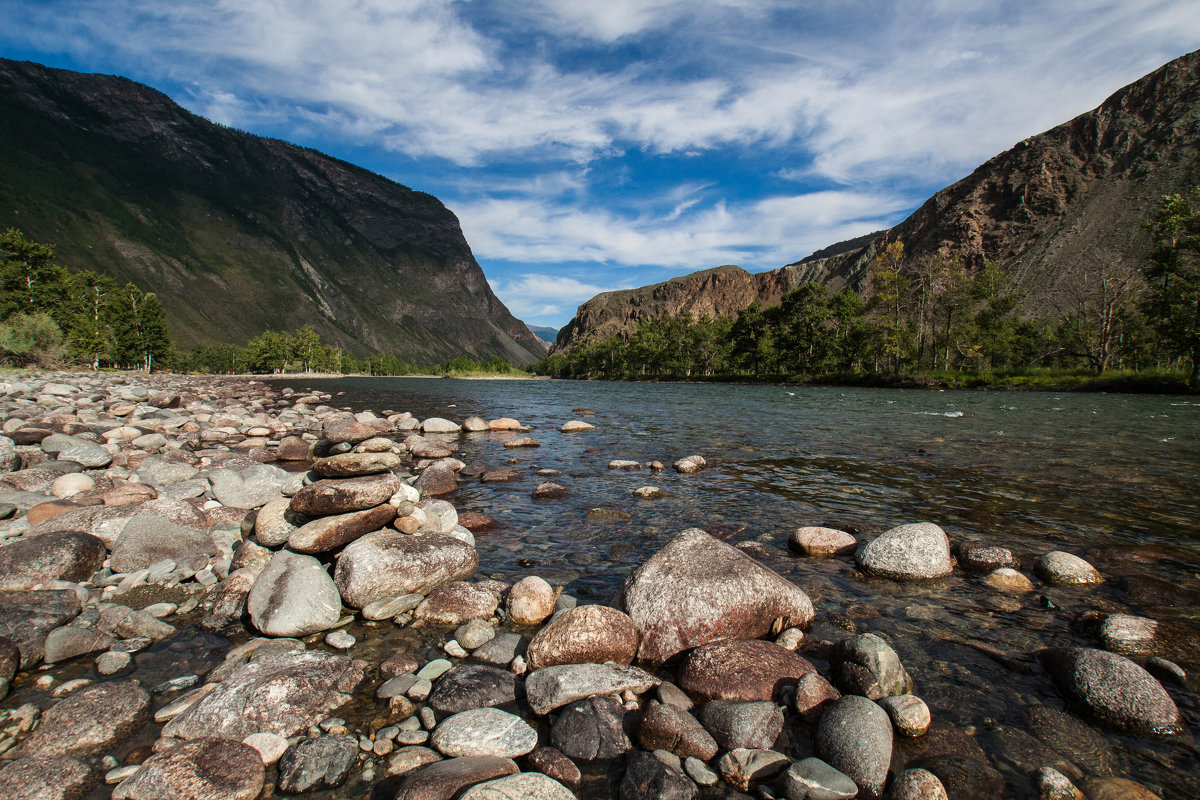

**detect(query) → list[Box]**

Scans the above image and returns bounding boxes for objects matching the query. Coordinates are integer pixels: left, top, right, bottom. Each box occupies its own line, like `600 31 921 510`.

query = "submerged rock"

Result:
829 632 913 699
1035 552 1103 585
276 735 359 793
111 738 265 800
12 680 150 760
1038 647 1184 735
0 755 94 800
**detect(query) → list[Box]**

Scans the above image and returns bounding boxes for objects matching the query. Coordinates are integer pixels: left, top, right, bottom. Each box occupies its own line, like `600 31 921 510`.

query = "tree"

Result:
1142 188 1200 384
0 228 65 321
731 302 773 377
777 283 831 375
292 325 322 373
137 292 171 372
66 271 118 369
865 241 911 374
1053 251 1145 375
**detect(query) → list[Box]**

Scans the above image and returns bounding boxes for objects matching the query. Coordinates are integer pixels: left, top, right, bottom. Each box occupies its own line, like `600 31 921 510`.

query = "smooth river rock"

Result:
0 530 106 589
334 530 479 608
526 604 639 670
459 772 577 800
311 451 401 477
829 632 913 699
427 664 520 714
550 695 631 761
276 734 359 793
815 695 893 799
12 679 151 760
677 638 817 702
246 550 343 637
618 528 814 665
287 503 396 553
525 662 660 715
788 526 858 557
394 756 519 800
620 750 698 800
110 513 218 573
289 473 404 516
698 700 783 750
1038 647 1185 735
0 755 95 800
430 708 538 758
855 522 953 581
112 738 265 800
1035 551 1103 584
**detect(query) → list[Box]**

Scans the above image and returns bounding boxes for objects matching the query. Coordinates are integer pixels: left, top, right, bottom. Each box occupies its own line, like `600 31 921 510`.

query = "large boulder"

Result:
163 649 364 740
0 589 82 668
0 531 106 590
855 522 953 580
676 638 817 702
111 738 265 800
247 550 343 637
618 528 814 665
311 452 401 477
334 531 478 609
0 755 95 800
12 680 151 760
287 504 396 554
526 604 639 670
289 474 405 516
109 513 217 573
1038 647 1185 735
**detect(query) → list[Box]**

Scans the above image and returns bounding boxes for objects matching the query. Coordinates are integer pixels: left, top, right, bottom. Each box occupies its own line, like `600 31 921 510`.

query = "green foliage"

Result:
0 311 65 366
1142 187 1200 383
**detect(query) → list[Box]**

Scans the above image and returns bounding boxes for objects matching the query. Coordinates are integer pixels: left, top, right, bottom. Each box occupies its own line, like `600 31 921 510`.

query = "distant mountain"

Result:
526 325 558 346
553 49 1200 352
0 59 545 364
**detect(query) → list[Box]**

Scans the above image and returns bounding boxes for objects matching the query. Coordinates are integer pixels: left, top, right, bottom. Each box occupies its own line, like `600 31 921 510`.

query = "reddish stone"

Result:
677 638 817 702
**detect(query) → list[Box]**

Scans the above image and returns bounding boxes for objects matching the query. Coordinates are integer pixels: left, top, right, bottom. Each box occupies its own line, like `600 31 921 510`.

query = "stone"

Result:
504 437 539 448
415 581 500 625
290 473 405 515
789 526 858 557
618 528 814 665
98 605 175 640
276 734 359 792
531 481 566 498
855 522 953 580
718 748 789 792
0 589 82 668
1099 613 1158 655
97 650 132 674
816 695 892 799
609 460 642 470
698 700 783 750
419 499 460 534
1033 767 1085 800
829 632 913 699
409 437 457 459
1038 647 1184 735
41 433 111 468
386 746 443 776
793 671 841 721
312 451 401 477
394 756 519 800
525 662 659 715
1035 551 1103 584
637 701 718 761
782 757 858 800
463 417 490 432
677 638 817 702
620 750 698 800
242 732 290 764
673 455 706 473
205 463 287 508
878 694 931 737
365 593 423 620
110 513 217 573
275 436 312 461
50 472 94 498
455 618 496 650
918 756 1004 800
1080 777 1164 800
891 768 949 800
0 755 95 800
111 738 265 800
561 420 595 432
957 543 1019 572
12 680 150 759
459 772 576 800
200 569 256 633
527 746 581 791
525 604 636 670
472 633 528 667
0 531 106 590
982 567 1034 593
323 418 377 444
428 664 520 714
334 530 478 608
252 496 306 546
507 575 556 626
288 503 397 553
43 626 114 663
457 512 496 531
551 694 632 761
423 418 462 434
163 649 364 740
246 550 343 637
414 465 460 496
430 708 538 758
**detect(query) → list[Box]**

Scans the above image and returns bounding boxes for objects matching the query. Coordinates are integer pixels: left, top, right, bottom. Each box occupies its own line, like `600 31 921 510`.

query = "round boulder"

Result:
507 575 556 626
816 695 892 799
526 604 639 670
1037 647 1184 735
247 550 343 637
334 530 479 609
855 522 953 581
1035 552 1103 585
111 738 265 800
0 531 106 590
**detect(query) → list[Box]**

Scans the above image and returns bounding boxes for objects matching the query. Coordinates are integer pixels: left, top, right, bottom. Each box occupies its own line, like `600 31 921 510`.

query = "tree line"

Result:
538 190 1200 386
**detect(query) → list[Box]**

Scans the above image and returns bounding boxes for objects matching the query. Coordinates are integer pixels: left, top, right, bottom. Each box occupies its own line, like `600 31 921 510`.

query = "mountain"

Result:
553 49 1200 352
526 325 558 346
0 59 545 365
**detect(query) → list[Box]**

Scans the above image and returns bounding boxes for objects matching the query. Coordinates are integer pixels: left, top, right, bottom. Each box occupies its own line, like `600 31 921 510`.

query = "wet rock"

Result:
531 481 566 499
524 662 659 715
481 468 520 483
472 633 528 667
507 575 556 626
0 531 106 590
288 503 397 553
527 746 581 790
788 526 858 557
0 755 94 800
561 420 595 432
423 418 462 434
276 734 359 792
1035 552 1102 584
829 632 913 699
242 731 289 764
414 464 459 496
312 451 400 477
428 664 520 714
550 695 631 761
200 568 256 633
386 746 443 777
891 768 949 800
618 528 814 665
365 593 424 621
43 625 114 663
620 750 698 800
1037 647 1184 735
698 700 783 750
334 530 478 608
1145 657 1187 687
608 460 641 470
982 567 1034 593
457 512 496 531
415 581 500 625
1080 777 1164 800
246 550 342 637
13 680 150 759
459 772 576 799
815 695 892 799
673 455 706 473
505 437 539 448
718 748 789 792
878 694 931 737
111 737 265 800
958 543 1019 573
677 638 816 702
526 604 638 670
917 756 1004 800
1099 613 1158 656
855 522 953 581
430 708 538 758
782 756 858 800
394 756 519 800
1032 767 1085 800
637 701 718 761
455 618 495 650
163 649 364 739
0 589 83 668
109 513 218 573
99 605 176 641
290 473 404 516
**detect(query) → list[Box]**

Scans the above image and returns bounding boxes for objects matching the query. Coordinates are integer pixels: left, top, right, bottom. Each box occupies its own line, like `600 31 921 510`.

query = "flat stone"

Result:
430 708 537 758
673 455 706 473
638 701 718 761
455 618 496 650
620 750 698 800
0 531 106 590
525 662 659 715
427 664 520 714
43 626 114 663
782 756 858 800
531 481 565 498
415 581 500 625
472 633 528 667
423 418 462 434
718 748 789 792
504 438 540 449
364 593 424 620
206 463 288 509
290 473 405 515
276 734 359 792
12 680 150 759
0 589 82 668
677 638 817 702
111 738 264 800
855 522 953 581
334 530 478 609
1035 552 1103 584
789 526 858 557
242 732 290 765
324 418 378 444
957 543 1019 572
386 746 443 777
312 451 401 477
394 756 519 800
560 421 595 432
288 503 397 553
459 772 577 800
982 567 1034 593
526 604 639 670
1099 614 1158 656
110 513 217 573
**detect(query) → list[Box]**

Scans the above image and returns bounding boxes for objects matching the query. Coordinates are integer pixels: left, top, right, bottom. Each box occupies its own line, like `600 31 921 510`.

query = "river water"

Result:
269 376 1200 798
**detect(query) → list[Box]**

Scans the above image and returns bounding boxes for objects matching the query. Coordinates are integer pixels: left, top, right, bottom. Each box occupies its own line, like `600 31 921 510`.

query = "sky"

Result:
2 2 1199 330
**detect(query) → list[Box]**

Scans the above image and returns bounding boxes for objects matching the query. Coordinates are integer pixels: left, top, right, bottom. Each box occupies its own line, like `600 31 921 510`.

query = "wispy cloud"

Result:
488 273 633 323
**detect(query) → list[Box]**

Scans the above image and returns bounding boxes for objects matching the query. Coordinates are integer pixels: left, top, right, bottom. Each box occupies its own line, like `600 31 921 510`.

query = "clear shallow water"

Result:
268 377 1200 798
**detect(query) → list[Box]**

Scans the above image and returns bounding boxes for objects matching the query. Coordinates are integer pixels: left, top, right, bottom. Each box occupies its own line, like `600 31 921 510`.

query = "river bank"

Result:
0 370 1195 799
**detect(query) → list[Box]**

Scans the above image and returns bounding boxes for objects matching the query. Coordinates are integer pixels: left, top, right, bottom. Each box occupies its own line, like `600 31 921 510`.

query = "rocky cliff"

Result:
0 59 545 364
554 49 1200 351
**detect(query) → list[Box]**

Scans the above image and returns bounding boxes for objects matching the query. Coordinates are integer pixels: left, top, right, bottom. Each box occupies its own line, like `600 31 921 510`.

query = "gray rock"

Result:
363 592 424 620
472 632 528 666
637 701 718 761
334 530 478 609
550 695 631 761
394 756 519 800
112 738 264 800
428 664 520 714
206 464 288 509
43 625 114 663
717 748 789 792
620 750 697 800
0 755 94 800
1034 551 1102 584
291 473 404 516
163 649 364 739
855 522 953 580
455 618 496 650
698 700 783 750
12 680 150 760
0 589 82 668
288 504 397 554
109 513 217 573
618 528 814 665
459 772 577 800
276 734 359 792
98 605 175 640
1099 613 1157 655
0 531 106 590
96 650 132 675
524 662 659 716
41 433 111 468
1038 647 1184 735
815 695 892 799
957 543 1019 573
1031 767 1081 800
136 457 199 487
430 708 538 758
830 632 913 699
247 550 342 637
782 757 858 800
877 694 931 737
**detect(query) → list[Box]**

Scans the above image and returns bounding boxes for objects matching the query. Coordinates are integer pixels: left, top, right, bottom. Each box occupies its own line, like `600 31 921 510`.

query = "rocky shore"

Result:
0 371 1191 799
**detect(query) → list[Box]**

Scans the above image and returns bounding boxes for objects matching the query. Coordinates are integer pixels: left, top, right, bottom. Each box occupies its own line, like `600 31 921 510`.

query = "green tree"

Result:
0 311 64 366
1142 188 1200 384
732 302 773 377
865 241 911 374
292 325 322 373
0 228 66 321
777 283 831 375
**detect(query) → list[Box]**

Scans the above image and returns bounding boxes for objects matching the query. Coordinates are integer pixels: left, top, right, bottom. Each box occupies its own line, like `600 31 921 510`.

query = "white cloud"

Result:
488 273 633 323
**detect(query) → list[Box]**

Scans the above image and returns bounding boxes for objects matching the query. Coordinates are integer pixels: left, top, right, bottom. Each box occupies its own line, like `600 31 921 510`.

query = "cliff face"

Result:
554 49 1200 351
0 59 545 364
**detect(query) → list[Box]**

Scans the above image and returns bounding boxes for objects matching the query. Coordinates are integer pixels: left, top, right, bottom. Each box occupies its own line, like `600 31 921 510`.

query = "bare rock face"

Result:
526 604 639 670
618 528 814 665
111 738 265 800
334 530 478 609
676 638 817 702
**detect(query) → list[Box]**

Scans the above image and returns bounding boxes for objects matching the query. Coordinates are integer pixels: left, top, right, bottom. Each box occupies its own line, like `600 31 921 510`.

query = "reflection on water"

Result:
270 377 1200 798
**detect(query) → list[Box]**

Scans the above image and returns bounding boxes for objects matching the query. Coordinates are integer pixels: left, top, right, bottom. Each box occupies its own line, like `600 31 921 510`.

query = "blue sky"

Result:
3 1 1199 330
